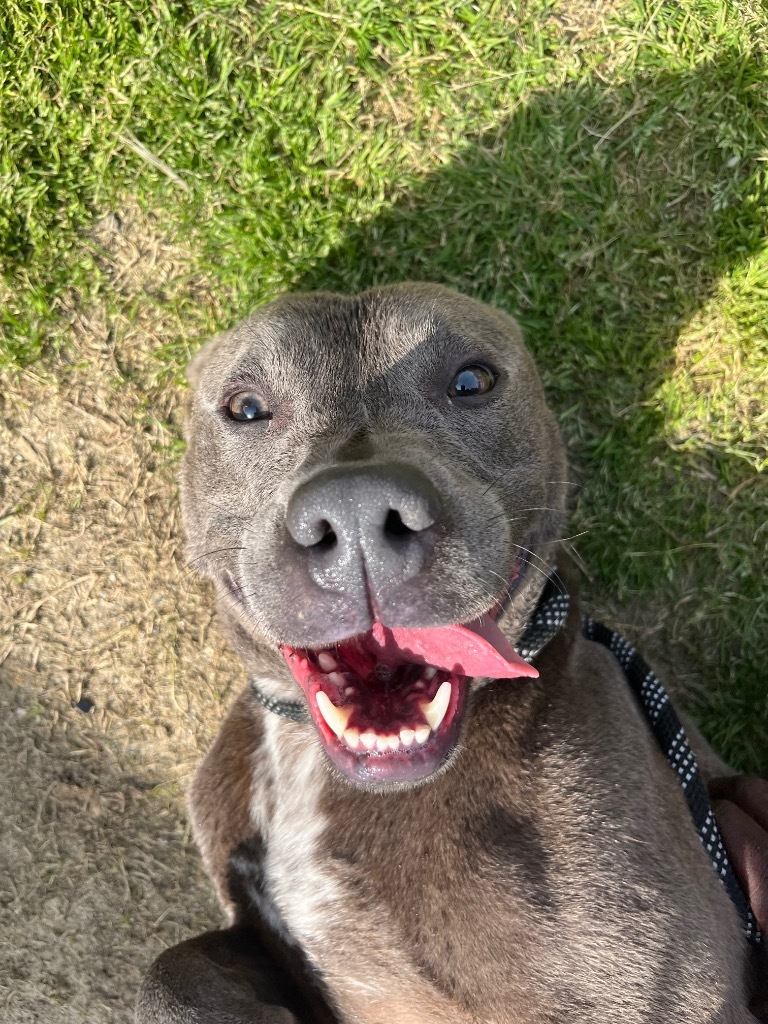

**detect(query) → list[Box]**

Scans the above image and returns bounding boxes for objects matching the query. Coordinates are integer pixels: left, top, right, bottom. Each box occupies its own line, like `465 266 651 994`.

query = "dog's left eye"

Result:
448 364 496 398
226 392 271 422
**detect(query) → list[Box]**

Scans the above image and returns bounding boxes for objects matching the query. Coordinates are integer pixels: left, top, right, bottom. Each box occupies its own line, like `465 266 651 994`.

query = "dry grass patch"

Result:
0 208 237 1023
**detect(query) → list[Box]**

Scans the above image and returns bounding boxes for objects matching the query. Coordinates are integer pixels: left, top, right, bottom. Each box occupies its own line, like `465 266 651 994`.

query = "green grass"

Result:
1 0 766 772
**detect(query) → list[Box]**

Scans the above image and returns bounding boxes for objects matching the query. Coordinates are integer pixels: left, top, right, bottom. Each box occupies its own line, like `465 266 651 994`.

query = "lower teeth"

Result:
348 727 431 752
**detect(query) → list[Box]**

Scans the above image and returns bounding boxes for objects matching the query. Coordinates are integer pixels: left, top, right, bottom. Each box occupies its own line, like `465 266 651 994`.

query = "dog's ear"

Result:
185 335 219 387
186 334 226 391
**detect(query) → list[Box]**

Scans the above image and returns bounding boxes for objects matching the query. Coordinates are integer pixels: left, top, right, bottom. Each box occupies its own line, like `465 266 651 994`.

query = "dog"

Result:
137 284 762 1023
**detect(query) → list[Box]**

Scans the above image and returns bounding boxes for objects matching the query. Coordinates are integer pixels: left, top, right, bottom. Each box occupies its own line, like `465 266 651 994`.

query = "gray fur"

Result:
137 285 757 1024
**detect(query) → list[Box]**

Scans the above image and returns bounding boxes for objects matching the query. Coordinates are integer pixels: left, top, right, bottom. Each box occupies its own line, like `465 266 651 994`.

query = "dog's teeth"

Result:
345 686 357 697
399 727 415 747
419 680 452 732
315 691 353 738
317 652 337 672
343 727 360 750
386 734 400 751
360 730 377 750
423 667 437 680
376 734 390 753
414 724 431 745
328 671 346 687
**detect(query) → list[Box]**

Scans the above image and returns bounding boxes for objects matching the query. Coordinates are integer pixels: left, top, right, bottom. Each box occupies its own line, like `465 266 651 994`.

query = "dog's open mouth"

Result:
281 615 538 785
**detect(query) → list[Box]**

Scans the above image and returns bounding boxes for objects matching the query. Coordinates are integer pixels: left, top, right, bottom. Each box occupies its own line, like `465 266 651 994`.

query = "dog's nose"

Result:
286 463 441 593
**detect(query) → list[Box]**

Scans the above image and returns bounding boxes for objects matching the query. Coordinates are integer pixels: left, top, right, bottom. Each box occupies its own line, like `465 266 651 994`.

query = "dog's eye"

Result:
226 392 271 422
448 364 496 398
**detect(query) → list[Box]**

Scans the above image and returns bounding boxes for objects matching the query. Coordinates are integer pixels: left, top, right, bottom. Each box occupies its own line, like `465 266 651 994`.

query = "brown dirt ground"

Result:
0 210 240 1022
0 198 758 1020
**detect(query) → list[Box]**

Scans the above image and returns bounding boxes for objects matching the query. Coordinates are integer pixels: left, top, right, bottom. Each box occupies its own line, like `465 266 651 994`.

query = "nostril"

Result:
315 521 337 550
384 509 414 538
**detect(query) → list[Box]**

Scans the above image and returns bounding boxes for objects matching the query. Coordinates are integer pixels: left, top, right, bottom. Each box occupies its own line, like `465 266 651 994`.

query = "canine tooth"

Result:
423 666 437 680
328 671 346 687
399 728 415 747
317 652 337 672
419 680 451 732
421 684 450 733
376 735 390 753
360 730 377 750
414 725 431 745
343 727 360 750
315 691 353 738
387 734 400 751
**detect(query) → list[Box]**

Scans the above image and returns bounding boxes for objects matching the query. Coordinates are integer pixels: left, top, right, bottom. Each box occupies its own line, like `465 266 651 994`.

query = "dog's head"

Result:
181 284 567 787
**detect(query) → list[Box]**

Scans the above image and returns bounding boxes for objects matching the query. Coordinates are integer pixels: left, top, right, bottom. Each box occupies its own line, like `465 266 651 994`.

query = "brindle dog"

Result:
137 285 764 1023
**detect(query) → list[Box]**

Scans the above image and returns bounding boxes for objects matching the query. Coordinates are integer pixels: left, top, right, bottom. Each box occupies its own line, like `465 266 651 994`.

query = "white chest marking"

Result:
258 714 343 947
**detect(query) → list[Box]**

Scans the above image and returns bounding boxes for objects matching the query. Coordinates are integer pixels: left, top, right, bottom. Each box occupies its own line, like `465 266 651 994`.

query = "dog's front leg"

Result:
136 925 340 1024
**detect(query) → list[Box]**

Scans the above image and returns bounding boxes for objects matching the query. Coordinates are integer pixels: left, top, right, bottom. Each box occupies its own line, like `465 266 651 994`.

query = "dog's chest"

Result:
253 723 475 1020
252 719 750 1024
254 721 552 1022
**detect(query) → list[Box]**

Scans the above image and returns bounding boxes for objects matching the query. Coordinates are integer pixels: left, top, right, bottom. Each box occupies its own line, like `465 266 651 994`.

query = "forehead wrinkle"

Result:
227 308 364 401
221 310 286 384
362 327 487 400
361 297 441 376
218 287 528 417
283 305 363 384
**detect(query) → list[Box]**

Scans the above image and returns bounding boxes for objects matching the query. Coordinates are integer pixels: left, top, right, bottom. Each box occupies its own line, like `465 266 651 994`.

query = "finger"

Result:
711 798 768 934
709 776 768 834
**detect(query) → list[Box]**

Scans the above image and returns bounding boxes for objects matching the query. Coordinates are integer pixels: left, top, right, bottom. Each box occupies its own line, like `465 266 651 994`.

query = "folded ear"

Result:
186 332 229 391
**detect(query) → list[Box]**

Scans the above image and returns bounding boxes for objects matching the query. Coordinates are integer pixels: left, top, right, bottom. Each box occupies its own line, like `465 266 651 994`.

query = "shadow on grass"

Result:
293 60 767 772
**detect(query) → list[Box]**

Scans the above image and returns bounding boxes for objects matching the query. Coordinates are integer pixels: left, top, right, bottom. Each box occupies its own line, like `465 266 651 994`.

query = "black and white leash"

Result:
250 574 760 945
250 688 311 723
581 615 761 946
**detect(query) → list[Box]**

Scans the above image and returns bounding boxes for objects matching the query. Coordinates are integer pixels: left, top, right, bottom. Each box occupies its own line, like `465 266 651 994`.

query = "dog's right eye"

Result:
448 363 496 398
226 392 271 422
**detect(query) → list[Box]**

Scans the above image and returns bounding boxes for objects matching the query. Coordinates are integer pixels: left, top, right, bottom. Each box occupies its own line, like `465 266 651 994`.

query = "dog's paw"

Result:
136 928 329 1024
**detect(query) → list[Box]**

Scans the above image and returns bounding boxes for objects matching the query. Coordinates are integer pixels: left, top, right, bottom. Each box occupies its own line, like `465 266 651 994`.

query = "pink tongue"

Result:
370 615 538 679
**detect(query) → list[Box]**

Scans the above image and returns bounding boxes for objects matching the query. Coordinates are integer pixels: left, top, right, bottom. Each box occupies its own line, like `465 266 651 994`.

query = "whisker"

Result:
484 506 563 526
484 567 515 597
196 497 263 539
179 546 247 579
226 588 266 635
485 511 509 525
484 471 581 499
561 539 593 582
486 557 553 596
516 557 556 587
481 466 511 497
558 530 590 543
511 542 555 573
510 546 567 597
483 570 526 610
